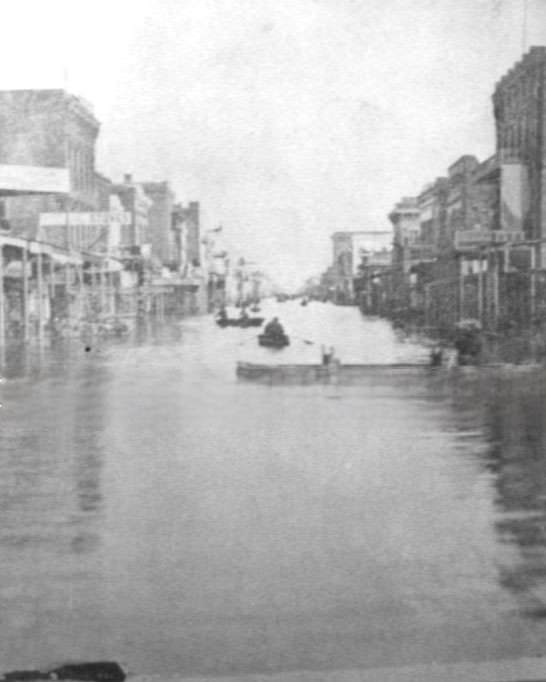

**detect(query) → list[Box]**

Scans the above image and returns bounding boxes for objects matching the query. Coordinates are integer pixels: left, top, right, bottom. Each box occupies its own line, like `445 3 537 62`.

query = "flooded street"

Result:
2 301 546 677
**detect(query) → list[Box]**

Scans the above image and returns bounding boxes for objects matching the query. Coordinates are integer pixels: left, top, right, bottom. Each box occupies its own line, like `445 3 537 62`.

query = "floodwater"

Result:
1 301 546 677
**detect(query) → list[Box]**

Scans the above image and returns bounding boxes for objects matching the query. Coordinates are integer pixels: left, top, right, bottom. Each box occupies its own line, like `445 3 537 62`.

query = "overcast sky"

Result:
2 0 546 287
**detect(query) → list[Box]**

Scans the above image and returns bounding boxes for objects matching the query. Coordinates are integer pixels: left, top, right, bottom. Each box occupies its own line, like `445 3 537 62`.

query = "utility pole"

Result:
522 0 529 53
458 255 465 322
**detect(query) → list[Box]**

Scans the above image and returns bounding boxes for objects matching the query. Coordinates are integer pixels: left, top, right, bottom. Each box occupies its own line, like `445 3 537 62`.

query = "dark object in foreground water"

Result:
50 662 126 682
3 672 50 681
429 347 443 367
2 663 125 682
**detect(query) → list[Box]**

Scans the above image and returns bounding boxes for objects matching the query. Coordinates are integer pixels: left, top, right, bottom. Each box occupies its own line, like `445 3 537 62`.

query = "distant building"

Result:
331 230 392 304
94 172 114 212
445 156 480 250
182 201 201 266
141 181 176 266
172 201 201 272
417 178 448 255
110 174 153 253
0 89 101 236
388 197 420 274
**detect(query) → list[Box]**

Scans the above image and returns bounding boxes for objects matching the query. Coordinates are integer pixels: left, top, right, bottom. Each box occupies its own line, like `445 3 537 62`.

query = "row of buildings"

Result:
323 47 546 335
0 88 234 344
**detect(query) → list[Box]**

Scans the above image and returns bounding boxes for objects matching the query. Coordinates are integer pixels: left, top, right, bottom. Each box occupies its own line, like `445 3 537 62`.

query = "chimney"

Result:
123 173 133 184
189 201 199 218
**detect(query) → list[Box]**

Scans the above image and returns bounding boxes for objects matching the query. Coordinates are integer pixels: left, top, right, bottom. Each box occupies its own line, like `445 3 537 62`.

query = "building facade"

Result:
0 89 101 236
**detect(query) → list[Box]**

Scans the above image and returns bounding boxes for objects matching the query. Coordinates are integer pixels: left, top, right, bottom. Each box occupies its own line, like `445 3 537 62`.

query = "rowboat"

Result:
236 360 433 380
258 334 290 348
236 360 543 381
216 317 264 328
242 317 264 328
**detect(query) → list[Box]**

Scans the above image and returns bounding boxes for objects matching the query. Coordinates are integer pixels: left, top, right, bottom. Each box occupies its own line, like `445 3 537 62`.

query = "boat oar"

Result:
290 336 316 345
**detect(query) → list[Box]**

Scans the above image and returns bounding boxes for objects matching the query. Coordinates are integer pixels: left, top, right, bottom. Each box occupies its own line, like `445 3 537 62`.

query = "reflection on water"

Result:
1 302 546 675
480 376 546 618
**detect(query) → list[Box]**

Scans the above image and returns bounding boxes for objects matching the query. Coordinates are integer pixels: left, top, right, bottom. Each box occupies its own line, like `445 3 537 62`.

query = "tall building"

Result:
0 89 101 236
493 46 546 260
141 181 176 265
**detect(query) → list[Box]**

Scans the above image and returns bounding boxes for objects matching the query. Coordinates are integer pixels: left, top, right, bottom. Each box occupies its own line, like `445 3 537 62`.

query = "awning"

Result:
0 235 28 250
50 251 84 266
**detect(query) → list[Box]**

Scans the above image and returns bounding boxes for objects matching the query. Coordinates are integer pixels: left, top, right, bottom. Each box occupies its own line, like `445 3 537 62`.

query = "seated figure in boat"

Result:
218 305 228 321
264 317 285 338
429 346 444 367
321 345 336 366
239 307 249 321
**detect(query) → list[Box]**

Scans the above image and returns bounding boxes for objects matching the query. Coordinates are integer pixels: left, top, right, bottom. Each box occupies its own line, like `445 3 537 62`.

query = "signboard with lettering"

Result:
39 212 131 227
0 165 69 195
454 229 525 251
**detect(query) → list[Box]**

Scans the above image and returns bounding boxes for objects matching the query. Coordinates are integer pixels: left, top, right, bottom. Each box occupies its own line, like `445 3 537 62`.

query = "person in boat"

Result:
429 345 444 367
264 317 285 339
321 345 331 365
321 345 336 366
218 305 228 321
239 307 249 322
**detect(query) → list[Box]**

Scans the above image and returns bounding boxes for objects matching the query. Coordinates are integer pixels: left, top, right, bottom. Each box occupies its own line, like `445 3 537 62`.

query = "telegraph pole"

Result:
522 0 528 53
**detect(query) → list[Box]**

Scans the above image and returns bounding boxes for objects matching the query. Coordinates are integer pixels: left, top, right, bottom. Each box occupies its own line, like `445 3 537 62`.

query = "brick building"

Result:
0 89 101 236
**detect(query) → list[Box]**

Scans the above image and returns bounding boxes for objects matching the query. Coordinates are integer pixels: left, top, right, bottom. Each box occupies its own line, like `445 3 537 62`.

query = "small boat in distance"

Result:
216 316 264 328
258 333 290 348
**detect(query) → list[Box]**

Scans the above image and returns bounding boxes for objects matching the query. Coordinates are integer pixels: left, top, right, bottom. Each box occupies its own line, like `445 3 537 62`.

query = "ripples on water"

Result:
1 301 546 675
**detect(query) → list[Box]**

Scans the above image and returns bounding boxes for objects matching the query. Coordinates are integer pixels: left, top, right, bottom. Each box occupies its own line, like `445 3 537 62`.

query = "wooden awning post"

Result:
458 255 465 322
477 254 484 326
0 242 4 348
22 246 29 342
36 251 43 339
530 245 537 322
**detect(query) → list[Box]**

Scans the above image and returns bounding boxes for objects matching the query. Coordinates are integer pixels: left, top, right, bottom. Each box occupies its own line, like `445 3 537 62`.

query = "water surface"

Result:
1 301 546 675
